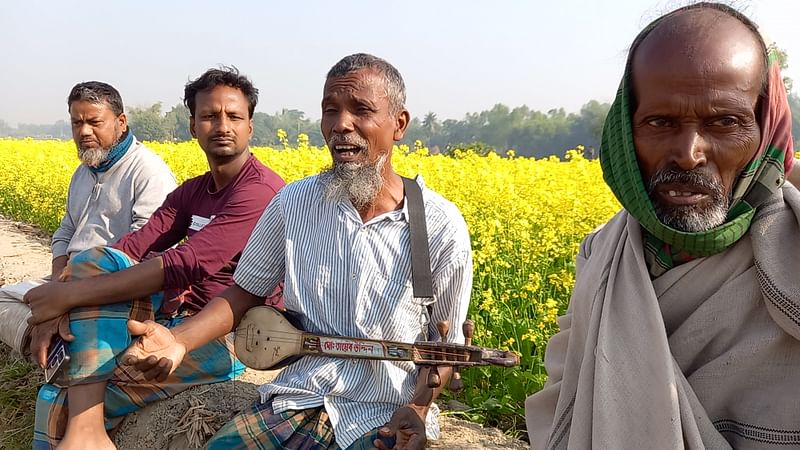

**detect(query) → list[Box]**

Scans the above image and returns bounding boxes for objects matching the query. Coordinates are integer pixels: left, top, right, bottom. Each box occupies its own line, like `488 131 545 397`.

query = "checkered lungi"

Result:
206 395 395 450
33 247 245 449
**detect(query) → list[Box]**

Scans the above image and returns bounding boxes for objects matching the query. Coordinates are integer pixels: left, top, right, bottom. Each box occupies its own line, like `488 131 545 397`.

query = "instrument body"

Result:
234 306 519 371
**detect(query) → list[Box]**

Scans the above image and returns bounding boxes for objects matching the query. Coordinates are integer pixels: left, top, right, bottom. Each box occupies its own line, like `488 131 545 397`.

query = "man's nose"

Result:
331 111 354 134
671 128 708 171
78 123 93 137
215 115 232 133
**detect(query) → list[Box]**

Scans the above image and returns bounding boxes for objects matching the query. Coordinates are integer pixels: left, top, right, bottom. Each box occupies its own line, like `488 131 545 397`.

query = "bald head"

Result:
631 5 767 101
628 4 766 232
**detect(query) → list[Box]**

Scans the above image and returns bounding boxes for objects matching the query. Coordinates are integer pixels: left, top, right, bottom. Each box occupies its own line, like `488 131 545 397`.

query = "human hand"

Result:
29 315 74 369
51 255 68 281
121 319 186 382
372 405 428 450
23 281 74 324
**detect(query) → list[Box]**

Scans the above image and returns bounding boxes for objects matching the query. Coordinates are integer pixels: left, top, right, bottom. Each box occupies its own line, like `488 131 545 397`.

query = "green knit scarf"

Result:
600 50 793 277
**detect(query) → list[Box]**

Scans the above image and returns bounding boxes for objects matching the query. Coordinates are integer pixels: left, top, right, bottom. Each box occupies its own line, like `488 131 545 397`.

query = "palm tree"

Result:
422 112 439 134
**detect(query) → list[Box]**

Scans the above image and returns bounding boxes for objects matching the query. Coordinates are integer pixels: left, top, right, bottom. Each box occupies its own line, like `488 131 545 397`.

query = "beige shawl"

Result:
526 186 800 449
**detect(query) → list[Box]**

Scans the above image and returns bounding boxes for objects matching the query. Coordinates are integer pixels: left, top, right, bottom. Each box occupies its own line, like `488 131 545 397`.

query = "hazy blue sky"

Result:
1 0 798 125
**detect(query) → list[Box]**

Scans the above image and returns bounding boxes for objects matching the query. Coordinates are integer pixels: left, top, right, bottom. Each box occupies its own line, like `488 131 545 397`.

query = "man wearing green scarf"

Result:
526 3 800 449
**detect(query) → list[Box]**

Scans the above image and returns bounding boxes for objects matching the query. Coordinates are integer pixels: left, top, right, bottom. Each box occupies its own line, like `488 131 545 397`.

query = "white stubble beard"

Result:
648 167 729 232
319 151 388 210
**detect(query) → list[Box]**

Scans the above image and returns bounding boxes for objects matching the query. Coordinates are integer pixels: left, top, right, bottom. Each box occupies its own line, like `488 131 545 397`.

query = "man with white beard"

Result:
51 81 176 279
123 53 474 450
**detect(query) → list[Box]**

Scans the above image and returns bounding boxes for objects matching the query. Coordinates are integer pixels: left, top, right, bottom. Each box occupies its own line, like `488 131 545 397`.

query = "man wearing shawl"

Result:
525 3 800 449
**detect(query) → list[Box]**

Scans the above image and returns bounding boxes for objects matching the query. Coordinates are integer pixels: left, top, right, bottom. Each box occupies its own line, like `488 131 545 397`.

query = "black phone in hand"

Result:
44 337 70 384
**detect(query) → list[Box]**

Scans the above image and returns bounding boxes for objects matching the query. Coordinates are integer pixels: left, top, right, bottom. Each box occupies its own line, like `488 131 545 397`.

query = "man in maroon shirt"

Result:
23 67 285 450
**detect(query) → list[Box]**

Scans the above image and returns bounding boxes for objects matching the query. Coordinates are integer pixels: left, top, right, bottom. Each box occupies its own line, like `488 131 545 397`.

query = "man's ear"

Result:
189 116 197 139
118 112 128 133
393 109 411 141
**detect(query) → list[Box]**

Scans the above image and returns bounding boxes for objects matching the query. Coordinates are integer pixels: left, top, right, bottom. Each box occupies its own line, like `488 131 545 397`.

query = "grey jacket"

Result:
51 137 177 259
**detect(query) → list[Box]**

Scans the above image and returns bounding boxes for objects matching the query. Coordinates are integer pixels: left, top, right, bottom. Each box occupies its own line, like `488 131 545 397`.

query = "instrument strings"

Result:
233 328 473 361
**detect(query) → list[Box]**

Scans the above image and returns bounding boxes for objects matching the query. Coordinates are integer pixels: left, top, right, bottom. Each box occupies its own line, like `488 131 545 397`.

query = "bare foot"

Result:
56 427 117 450
58 381 113 449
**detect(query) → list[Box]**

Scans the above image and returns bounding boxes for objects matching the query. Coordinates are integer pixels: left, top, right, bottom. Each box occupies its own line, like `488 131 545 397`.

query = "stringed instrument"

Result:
234 306 519 390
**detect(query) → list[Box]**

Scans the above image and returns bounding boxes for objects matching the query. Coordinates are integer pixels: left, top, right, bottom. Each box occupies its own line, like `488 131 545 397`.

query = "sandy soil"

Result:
113 369 529 449
0 217 529 449
0 218 52 285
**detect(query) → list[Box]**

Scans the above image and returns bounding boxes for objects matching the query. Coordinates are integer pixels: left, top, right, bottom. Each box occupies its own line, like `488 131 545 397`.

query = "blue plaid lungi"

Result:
33 247 245 449
206 395 395 450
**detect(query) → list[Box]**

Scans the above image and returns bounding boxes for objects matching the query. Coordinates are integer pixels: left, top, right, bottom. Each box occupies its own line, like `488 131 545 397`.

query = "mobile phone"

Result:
44 337 70 384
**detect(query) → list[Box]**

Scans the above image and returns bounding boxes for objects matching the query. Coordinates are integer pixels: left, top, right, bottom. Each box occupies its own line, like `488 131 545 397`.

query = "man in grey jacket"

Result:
50 81 176 279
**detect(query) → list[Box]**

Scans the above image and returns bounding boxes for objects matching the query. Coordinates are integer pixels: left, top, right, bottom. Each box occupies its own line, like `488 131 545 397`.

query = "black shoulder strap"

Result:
401 176 434 301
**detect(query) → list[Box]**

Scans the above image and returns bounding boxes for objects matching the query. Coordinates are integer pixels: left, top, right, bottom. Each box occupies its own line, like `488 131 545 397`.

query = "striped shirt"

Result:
234 175 473 448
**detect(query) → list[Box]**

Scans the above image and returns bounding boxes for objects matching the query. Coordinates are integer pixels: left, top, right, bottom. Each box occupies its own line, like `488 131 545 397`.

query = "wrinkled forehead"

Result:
69 99 117 117
194 85 249 108
629 9 765 102
631 8 764 78
323 69 388 101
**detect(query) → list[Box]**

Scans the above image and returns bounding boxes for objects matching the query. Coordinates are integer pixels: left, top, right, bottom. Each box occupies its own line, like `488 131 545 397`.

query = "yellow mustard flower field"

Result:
0 136 622 434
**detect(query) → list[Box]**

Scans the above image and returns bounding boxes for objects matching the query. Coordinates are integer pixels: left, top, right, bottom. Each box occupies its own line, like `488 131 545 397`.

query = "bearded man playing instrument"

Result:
122 53 474 450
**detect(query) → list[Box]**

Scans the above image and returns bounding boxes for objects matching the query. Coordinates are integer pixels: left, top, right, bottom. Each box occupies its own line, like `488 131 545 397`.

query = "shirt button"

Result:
352 273 356 279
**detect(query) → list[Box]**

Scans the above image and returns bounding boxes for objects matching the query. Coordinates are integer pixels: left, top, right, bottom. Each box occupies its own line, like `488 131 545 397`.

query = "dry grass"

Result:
166 393 221 447
0 343 39 449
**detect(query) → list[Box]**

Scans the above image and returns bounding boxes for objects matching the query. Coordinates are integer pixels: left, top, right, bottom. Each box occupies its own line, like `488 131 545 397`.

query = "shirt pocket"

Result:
358 273 434 342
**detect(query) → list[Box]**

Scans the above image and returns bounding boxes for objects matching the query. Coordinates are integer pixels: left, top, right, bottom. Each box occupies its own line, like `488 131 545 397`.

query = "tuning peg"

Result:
427 366 441 388
463 320 474 346
448 369 464 392
437 320 450 343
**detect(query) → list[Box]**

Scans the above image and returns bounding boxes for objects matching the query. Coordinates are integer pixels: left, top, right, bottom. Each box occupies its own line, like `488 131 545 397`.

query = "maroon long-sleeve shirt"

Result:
114 154 285 312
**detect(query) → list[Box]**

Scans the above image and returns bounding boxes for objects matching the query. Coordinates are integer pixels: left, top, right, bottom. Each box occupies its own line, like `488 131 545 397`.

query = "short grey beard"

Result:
78 147 111 167
648 167 729 232
77 127 121 167
319 152 388 210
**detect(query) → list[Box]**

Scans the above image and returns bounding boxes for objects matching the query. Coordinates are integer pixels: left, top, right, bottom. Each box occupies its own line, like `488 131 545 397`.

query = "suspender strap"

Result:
401 176 434 301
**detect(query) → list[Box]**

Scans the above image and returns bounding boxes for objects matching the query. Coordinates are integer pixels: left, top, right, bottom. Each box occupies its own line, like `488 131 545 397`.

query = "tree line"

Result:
3 95 800 158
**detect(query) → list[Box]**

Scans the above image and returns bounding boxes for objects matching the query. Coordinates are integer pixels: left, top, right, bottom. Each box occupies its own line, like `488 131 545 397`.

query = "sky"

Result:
1 0 798 126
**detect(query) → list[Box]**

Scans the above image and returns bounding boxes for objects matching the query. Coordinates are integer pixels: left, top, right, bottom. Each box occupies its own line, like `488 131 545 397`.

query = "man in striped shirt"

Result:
123 54 474 450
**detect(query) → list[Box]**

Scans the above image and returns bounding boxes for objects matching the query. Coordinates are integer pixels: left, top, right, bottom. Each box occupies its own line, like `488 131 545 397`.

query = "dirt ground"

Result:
0 218 52 285
0 217 529 449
